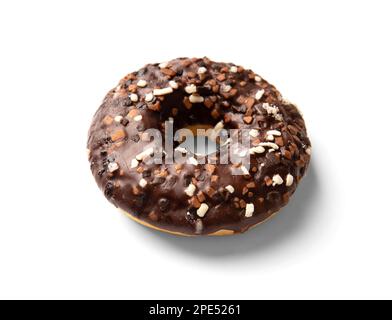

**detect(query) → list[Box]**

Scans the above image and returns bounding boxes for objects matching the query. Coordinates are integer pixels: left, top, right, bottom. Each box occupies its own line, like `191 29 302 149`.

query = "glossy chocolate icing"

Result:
87 57 311 235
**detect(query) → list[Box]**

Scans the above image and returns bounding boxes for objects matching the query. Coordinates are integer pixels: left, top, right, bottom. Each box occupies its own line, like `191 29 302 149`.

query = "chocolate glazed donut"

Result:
87 57 311 236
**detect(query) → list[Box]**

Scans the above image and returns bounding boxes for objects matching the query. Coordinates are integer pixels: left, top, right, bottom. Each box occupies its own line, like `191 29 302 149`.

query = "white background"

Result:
0 0 391 300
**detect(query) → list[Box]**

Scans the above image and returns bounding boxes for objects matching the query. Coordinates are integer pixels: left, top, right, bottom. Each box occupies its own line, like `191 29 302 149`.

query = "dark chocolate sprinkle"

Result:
151 176 166 186
158 198 170 212
142 170 151 178
130 135 140 143
104 182 114 198
120 118 129 127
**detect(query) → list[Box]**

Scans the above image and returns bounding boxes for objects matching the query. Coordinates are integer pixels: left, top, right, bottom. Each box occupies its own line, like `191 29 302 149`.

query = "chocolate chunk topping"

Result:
158 198 170 212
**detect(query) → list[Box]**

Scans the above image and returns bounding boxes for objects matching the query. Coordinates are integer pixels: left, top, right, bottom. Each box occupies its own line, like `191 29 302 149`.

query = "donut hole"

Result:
157 91 225 156
176 124 218 156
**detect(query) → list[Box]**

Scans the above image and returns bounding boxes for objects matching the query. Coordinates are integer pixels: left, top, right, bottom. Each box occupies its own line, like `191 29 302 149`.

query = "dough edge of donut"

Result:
120 208 280 237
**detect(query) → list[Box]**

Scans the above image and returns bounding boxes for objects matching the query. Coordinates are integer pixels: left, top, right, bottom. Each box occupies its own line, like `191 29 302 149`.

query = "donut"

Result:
87 57 311 236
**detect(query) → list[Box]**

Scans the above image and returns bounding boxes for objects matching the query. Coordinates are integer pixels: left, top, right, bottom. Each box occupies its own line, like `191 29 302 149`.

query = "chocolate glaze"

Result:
87 57 311 235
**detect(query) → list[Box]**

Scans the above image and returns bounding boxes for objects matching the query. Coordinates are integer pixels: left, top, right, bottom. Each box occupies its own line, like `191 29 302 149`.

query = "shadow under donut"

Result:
127 159 321 259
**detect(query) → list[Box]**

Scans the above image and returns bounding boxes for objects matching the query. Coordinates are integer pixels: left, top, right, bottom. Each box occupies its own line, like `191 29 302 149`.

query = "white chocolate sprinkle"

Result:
275 114 283 121
197 203 209 218
267 130 282 136
108 162 119 173
263 103 278 114
185 84 197 94
249 129 259 137
185 183 196 197
212 121 224 138
214 121 224 131
189 94 204 103
266 135 275 141
286 174 294 187
225 185 235 194
245 203 255 218
272 174 284 186
255 75 262 82
262 103 283 121
136 147 154 161
130 93 138 102
240 165 250 175
230 66 238 73
255 89 265 100
188 157 199 166
306 147 312 155
133 115 143 122
249 146 266 154
153 87 173 96
130 159 139 169
139 178 147 188
222 85 232 93
145 92 154 102
169 80 179 89
159 62 169 69
137 80 147 88
175 147 188 154
114 115 123 123
258 142 279 150
198 67 207 74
